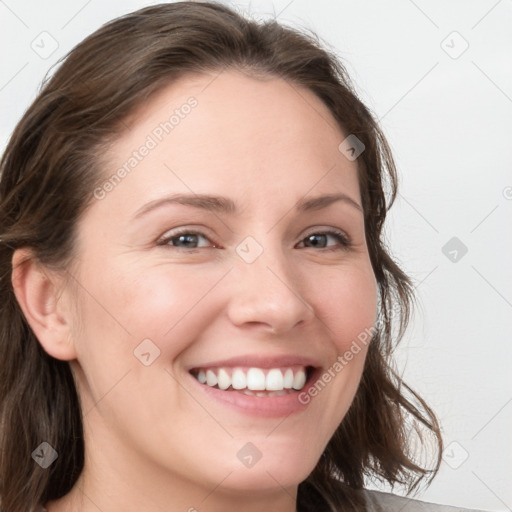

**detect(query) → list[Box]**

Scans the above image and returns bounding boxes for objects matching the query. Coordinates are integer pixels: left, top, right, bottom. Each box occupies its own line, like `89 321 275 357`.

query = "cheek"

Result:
74 260 228 363
74 255 377 372
301 263 376 413
69 262 225 429
310 263 377 347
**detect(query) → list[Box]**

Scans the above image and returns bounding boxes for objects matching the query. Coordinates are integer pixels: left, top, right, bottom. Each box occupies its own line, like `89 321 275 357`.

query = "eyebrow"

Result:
133 192 363 219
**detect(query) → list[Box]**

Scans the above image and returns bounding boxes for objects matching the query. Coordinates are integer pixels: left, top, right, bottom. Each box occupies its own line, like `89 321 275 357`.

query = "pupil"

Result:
178 234 197 247
306 234 326 248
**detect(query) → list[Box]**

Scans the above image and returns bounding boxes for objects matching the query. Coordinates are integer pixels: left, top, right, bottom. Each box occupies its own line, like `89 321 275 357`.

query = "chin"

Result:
206 442 318 493
216 464 313 494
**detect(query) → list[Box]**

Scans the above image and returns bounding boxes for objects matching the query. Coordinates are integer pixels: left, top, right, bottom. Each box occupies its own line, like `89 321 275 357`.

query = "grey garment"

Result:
35 490 491 512
362 489 491 512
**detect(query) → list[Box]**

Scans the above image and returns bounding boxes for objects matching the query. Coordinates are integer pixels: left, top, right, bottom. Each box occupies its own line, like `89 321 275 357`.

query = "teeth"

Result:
192 366 309 392
217 368 231 390
292 370 306 390
206 369 218 387
283 368 294 389
247 368 266 390
266 369 284 391
231 368 247 390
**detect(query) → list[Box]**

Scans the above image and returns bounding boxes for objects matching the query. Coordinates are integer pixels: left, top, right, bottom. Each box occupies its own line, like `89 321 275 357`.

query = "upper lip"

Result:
186 354 322 371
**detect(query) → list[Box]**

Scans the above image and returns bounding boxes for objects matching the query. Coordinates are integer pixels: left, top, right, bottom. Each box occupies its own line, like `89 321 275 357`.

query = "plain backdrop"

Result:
1 1 511 511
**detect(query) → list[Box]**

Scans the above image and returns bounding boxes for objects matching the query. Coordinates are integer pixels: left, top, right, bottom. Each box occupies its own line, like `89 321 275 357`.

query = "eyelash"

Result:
157 228 352 252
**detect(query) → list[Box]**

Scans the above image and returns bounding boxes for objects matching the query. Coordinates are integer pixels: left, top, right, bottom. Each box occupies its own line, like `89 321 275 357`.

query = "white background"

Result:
1 1 511 510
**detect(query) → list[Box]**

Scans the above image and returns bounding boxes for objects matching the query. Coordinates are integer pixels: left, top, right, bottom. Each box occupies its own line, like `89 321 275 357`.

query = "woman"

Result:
0 2 489 511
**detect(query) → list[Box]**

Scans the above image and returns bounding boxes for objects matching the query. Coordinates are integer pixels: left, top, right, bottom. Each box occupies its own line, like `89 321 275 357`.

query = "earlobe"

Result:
11 248 77 361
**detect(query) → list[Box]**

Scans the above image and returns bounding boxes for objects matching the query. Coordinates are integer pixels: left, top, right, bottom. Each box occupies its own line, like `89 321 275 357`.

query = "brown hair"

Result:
0 2 442 511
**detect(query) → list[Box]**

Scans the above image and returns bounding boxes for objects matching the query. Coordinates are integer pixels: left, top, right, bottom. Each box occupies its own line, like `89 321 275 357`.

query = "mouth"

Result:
189 365 314 397
186 362 322 417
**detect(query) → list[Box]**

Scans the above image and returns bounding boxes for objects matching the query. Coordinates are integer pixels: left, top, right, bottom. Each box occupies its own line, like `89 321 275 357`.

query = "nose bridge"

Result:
227 233 314 333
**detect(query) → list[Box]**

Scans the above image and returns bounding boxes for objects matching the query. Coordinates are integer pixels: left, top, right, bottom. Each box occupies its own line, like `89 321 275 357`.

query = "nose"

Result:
226 241 315 335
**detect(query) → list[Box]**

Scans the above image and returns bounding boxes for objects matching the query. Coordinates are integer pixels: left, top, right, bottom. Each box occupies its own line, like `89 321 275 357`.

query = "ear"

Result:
11 248 77 361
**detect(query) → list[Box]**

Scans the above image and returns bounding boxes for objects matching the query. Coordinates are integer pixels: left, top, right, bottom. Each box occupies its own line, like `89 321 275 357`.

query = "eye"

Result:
297 229 352 251
157 229 215 250
157 228 352 252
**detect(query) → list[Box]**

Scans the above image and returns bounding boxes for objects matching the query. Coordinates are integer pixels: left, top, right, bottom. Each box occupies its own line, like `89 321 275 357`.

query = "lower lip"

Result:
187 368 320 418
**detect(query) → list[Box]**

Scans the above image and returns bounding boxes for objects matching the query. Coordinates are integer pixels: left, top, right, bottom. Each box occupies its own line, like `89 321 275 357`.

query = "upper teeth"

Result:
193 367 308 391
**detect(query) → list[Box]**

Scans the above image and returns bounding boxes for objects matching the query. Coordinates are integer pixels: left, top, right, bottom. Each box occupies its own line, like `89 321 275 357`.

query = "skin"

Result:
13 69 377 512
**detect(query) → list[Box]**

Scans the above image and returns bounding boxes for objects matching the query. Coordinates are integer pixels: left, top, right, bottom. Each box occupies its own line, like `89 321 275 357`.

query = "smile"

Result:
186 355 321 417
190 365 311 396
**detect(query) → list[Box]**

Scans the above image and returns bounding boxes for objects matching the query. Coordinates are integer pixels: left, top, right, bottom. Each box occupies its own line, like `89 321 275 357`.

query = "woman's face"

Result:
66 70 377 504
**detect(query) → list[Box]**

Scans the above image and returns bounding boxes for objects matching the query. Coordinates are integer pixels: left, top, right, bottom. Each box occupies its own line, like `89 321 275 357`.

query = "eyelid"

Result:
302 226 350 240
157 225 352 252
298 227 352 250
157 227 219 248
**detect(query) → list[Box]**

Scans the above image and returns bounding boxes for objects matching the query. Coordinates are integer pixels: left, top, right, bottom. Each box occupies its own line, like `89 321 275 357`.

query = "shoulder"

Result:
360 489 492 512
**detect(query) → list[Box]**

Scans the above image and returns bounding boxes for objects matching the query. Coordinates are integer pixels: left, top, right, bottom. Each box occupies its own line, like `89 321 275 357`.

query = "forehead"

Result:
99 69 360 213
